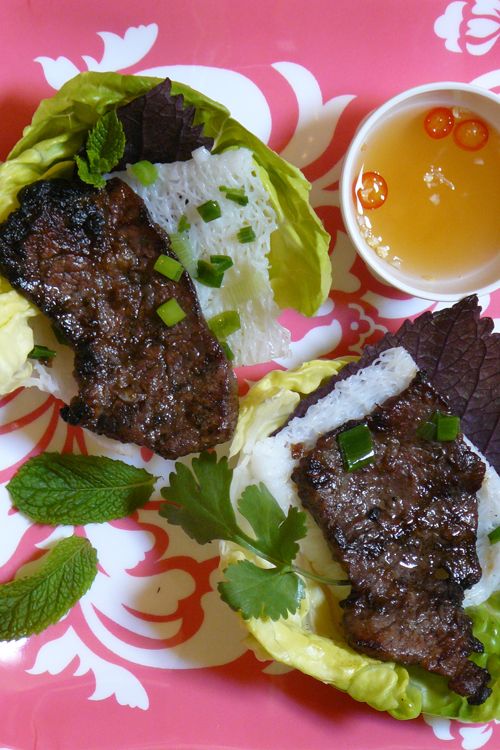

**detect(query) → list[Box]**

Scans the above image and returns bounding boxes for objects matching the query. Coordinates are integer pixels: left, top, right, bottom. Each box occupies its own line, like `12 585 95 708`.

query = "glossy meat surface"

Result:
292 373 490 704
0 178 238 458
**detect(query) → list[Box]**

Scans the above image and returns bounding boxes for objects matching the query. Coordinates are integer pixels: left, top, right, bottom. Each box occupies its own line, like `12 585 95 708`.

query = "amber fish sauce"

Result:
353 106 500 283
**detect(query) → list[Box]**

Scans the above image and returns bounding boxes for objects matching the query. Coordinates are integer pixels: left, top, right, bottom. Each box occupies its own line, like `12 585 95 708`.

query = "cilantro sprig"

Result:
160 452 348 621
75 110 125 188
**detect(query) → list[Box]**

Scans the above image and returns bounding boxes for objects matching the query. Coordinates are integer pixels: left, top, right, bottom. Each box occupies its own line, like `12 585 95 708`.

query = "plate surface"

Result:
0 2 499 749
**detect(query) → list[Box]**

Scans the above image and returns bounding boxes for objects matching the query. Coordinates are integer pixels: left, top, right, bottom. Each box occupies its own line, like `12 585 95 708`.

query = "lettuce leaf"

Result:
0 279 36 394
229 360 500 721
0 72 330 394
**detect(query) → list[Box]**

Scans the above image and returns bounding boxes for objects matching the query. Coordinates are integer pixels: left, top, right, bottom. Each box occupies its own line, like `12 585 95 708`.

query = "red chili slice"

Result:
355 171 388 210
424 107 455 139
454 118 489 151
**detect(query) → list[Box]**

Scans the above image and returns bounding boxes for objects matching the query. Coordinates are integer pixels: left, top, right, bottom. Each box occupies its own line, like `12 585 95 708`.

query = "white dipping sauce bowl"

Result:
340 82 500 301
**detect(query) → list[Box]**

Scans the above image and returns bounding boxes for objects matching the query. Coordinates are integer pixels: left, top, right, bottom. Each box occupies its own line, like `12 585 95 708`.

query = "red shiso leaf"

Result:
114 79 214 169
280 296 500 472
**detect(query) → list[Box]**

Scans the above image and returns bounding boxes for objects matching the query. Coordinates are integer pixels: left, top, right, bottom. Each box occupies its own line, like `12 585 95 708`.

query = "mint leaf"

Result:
160 453 238 544
238 484 307 564
218 560 304 620
0 536 97 640
76 110 125 187
75 154 105 188
8 453 156 525
86 110 125 172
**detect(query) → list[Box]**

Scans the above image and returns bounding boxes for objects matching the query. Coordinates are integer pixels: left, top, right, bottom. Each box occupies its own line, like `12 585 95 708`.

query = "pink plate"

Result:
1 2 499 749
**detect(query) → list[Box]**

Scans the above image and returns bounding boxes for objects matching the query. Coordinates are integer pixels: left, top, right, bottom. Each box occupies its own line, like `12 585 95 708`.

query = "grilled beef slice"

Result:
0 178 238 458
292 373 491 704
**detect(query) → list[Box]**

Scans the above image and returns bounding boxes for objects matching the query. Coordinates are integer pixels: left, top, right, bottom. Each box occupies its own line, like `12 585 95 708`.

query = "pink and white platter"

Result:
0 2 499 748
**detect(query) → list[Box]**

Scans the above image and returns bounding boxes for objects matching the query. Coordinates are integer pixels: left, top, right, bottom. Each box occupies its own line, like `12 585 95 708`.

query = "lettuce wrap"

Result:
0 71 331 394
223 359 500 722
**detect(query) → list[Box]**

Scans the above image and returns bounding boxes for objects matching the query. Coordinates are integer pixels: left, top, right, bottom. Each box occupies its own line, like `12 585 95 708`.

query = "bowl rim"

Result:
339 81 500 302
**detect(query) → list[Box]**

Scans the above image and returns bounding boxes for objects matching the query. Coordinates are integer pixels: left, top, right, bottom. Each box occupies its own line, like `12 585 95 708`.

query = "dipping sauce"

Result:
353 106 500 282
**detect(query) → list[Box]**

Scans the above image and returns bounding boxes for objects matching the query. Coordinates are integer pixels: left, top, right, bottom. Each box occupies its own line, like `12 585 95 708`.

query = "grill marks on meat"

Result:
292 374 491 704
0 178 238 458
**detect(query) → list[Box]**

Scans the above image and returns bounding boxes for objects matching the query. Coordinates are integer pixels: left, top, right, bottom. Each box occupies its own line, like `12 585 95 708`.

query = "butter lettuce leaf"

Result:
230 358 355 457
408 592 500 722
228 358 500 722
0 279 36 394
0 71 331 394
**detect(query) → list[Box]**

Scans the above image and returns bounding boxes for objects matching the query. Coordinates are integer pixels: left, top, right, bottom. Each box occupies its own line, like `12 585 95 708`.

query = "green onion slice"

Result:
197 255 234 288
208 311 241 340
170 232 196 276
488 526 500 544
156 299 186 327
154 254 184 282
197 200 221 223
129 160 158 186
210 255 233 271
197 260 224 288
29 345 57 360
436 413 460 442
416 420 437 441
237 225 256 243
220 341 234 361
219 185 249 206
337 424 375 472
177 215 191 233
51 325 69 346
416 411 460 442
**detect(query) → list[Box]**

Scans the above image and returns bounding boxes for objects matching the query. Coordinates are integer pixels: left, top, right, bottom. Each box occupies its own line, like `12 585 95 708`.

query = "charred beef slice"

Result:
292 373 491 704
0 178 238 458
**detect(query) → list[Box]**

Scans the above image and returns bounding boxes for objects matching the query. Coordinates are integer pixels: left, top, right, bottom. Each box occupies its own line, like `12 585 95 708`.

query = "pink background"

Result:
0 1 498 749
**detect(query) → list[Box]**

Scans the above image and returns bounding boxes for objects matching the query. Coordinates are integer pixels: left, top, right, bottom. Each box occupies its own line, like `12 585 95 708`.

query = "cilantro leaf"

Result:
0 536 98 640
76 110 125 187
238 484 307 564
160 452 238 544
218 560 304 621
159 452 347 621
8 453 156 525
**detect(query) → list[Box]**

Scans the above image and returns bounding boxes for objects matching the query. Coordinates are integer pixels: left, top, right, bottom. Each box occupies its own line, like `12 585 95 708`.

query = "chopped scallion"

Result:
197 260 224 288
51 325 69 346
196 255 234 287
129 160 158 186
416 420 437 441
220 341 234 361
154 254 184 282
237 225 256 243
170 232 196 276
416 411 460 442
28 345 56 360
219 185 249 206
208 310 241 340
337 423 375 472
156 299 186 327
488 526 500 544
210 255 233 272
177 215 191 233
197 200 221 223
436 413 460 442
